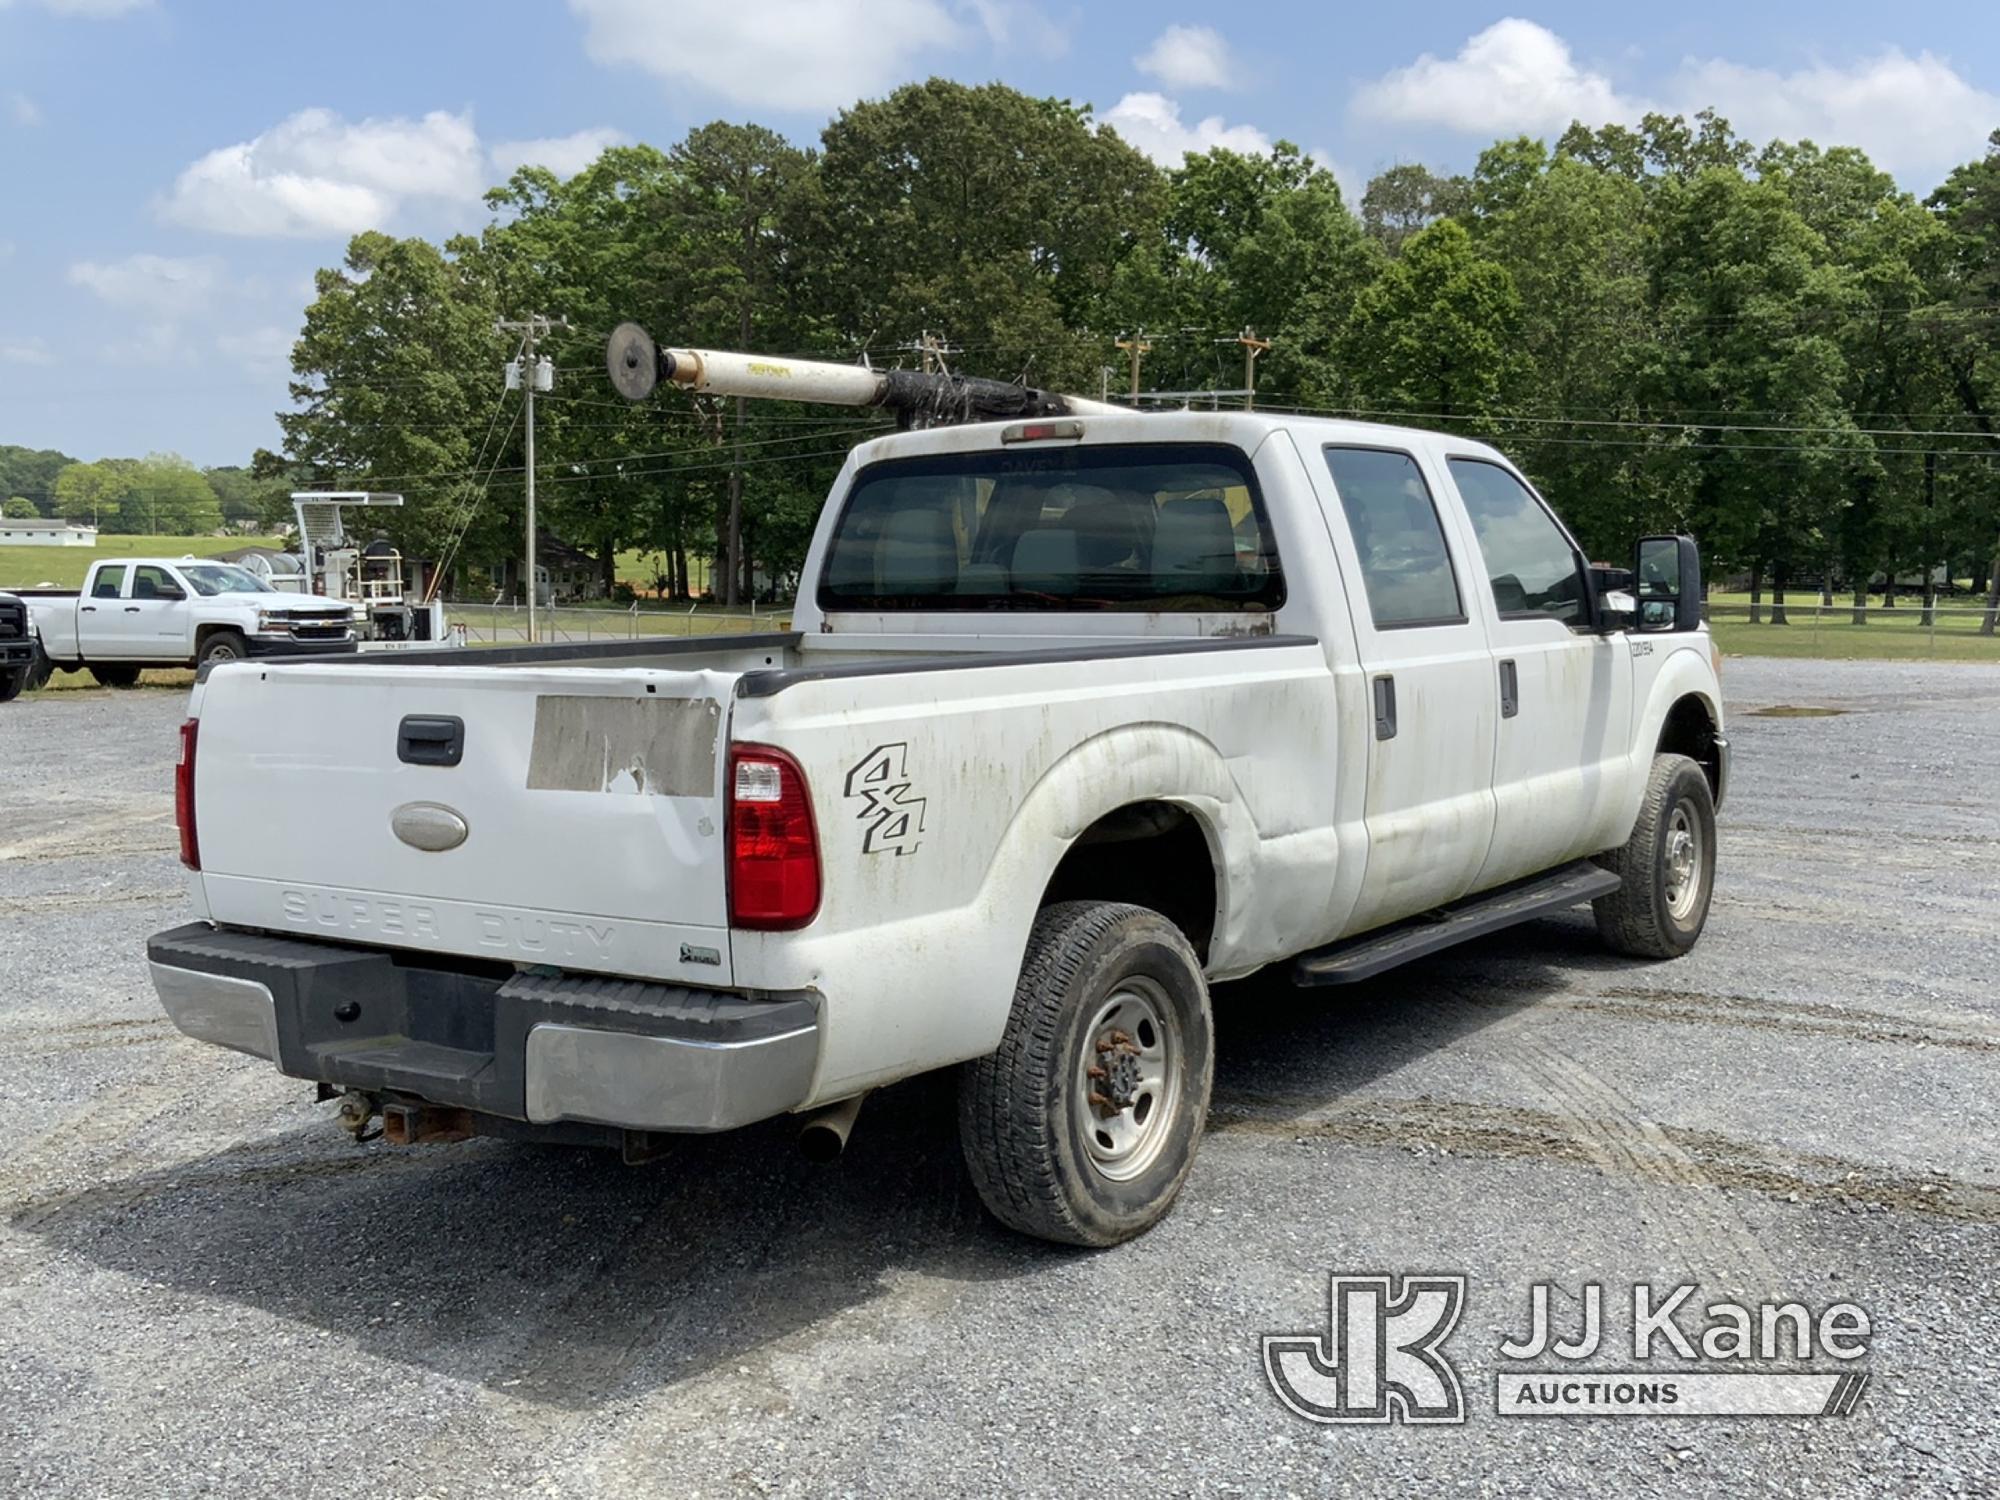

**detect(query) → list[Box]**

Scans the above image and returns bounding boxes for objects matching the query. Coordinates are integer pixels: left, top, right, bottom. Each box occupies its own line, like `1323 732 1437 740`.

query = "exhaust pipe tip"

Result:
797 1092 866 1163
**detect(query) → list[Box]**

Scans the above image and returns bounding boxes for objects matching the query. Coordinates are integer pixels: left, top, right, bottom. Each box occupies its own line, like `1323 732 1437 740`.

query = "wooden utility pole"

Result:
1236 329 1271 411
1115 331 1151 400
496 313 568 642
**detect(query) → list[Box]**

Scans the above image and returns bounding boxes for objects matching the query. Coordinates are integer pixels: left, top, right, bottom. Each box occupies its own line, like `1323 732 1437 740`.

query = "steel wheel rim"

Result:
1663 804 1703 921
1075 976 1180 1182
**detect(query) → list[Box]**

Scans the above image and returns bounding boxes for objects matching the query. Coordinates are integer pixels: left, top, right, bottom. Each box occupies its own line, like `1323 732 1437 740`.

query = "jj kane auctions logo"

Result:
1264 1275 1872 1423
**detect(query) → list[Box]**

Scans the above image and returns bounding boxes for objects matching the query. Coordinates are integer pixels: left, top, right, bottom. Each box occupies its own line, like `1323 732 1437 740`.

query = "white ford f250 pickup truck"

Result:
23 556 358 687
148 341 1726 1247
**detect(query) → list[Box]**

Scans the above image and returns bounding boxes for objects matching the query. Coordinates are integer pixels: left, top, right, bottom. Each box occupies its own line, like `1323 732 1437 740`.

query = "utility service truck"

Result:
21 556 358 686
146 327 1727 1246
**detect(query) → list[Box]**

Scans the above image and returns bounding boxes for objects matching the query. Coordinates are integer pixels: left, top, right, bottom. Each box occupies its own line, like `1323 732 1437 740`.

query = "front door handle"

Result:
1372 674 1397 741
1499 658 1519 718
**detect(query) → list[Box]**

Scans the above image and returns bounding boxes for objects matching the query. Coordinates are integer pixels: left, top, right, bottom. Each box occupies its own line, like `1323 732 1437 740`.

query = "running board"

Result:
1292 860 1623 986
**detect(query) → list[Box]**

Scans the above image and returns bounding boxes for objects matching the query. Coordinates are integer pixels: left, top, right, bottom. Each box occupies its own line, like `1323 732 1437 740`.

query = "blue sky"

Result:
2 0 1996 468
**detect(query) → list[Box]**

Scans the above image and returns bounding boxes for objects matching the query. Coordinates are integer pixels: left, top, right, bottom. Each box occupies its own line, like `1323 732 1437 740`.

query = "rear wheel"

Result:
959 901 1213 1247
1592 753 1716 959
88 663 142 689
198 629 248 668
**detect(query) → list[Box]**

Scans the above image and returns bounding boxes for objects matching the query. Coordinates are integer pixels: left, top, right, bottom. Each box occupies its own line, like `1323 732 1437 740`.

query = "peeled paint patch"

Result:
525 695 719 796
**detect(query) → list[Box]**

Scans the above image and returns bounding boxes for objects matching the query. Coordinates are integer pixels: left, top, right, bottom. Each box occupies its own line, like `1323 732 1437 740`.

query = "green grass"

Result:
612 548 716 600
0 534 283 591
1707 590 2000 662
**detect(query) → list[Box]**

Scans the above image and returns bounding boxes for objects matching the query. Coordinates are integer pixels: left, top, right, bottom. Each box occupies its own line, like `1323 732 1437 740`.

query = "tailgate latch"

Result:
398 715 465 767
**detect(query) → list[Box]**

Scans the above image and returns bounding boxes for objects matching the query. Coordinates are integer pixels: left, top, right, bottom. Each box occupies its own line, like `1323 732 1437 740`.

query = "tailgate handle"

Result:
398 715 465 767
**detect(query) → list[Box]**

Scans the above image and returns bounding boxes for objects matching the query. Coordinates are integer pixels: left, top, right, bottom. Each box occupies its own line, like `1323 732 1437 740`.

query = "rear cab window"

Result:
1321 446 1464 629
816 442 1284 612
90 565 128 599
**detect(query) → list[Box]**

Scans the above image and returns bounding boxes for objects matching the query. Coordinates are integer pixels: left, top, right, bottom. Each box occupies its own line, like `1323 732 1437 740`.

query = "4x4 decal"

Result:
843 743 928 856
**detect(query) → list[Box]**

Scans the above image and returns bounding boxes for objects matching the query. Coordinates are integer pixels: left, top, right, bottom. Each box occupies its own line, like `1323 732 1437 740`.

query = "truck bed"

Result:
187 627 1316 989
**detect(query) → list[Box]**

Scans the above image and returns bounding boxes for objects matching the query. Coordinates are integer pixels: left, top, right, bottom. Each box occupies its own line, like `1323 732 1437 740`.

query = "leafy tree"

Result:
280 230 506 582
1640 170 1862 616
1360 164 1469 254
3 497 38 518
1480 157 1652 554
1340 219 1524 420
0 445 73 515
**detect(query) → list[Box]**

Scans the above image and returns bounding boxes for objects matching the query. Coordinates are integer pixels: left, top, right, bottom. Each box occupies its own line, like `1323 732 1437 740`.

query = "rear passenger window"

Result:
1448 458 1587 626
1323 447 1463 628
91 566 127 599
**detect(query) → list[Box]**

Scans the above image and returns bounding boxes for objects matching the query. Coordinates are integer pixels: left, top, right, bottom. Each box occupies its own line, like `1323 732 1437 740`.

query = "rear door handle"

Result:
124 606 142 613
1499 658 1519 718
1372 674 1397 741
398 715 465 767
81 605 96 613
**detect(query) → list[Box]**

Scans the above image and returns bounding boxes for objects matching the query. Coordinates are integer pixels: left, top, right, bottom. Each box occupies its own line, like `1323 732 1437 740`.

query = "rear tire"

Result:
1592 753 1716 959
88 663 142 689
959 901 1213 1247
198 629 249 668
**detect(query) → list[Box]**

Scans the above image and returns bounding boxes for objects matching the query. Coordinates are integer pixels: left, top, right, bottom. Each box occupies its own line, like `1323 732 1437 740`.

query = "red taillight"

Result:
175 718 200 870
728 743 819 929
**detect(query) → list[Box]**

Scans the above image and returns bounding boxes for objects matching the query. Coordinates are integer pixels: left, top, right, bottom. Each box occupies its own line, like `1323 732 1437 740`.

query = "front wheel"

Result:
0 668 25 703
198 629 248 668
1592 752 1717 959
959 901 1213 1247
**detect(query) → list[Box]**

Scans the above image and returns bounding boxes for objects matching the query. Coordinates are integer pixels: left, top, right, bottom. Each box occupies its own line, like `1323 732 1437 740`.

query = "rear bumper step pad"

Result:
146 922 819 1132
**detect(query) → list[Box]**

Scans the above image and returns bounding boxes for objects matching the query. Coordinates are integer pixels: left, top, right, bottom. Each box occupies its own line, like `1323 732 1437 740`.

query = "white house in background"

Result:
0 518 97 547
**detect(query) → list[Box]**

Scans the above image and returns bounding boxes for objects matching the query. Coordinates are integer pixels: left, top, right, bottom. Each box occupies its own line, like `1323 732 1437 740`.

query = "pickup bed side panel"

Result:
728 641 1343 1102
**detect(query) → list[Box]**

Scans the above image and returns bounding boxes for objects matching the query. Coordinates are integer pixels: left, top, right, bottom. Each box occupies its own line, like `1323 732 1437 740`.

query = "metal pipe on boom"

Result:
606 322 1123 425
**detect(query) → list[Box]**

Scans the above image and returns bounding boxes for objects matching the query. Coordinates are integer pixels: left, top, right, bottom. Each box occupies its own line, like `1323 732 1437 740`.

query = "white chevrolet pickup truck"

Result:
22 556 357 687
148 405 1726 1246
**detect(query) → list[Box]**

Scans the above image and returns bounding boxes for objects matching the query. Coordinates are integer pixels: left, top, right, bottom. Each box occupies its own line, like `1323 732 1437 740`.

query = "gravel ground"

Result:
2 659 1997 1497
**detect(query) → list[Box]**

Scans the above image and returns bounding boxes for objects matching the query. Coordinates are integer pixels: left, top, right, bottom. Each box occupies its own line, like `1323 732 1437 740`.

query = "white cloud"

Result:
67 254 223 363
216 324 295 375
489 126 629 180
1352 19 2000 182
1102 91 1271 166
568 0 963 110
159 108 486 237
9 92 41 126
964 0 1069 59
1353 18 1632 136
1135 24 1237 91
67 253 221 319
1674 49 2000 180
0 0 152 15
0 336 54 366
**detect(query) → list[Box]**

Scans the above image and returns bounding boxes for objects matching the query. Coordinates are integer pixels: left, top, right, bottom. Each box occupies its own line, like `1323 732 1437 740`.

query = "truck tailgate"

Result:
192 662 738 985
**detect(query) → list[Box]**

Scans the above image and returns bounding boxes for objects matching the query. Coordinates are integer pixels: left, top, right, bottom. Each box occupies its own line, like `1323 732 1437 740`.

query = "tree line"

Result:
254 82 2000 618
1 443 292 536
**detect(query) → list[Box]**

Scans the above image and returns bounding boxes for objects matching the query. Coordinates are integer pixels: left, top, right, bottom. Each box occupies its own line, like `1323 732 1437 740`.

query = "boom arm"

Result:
606 322 1123 427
